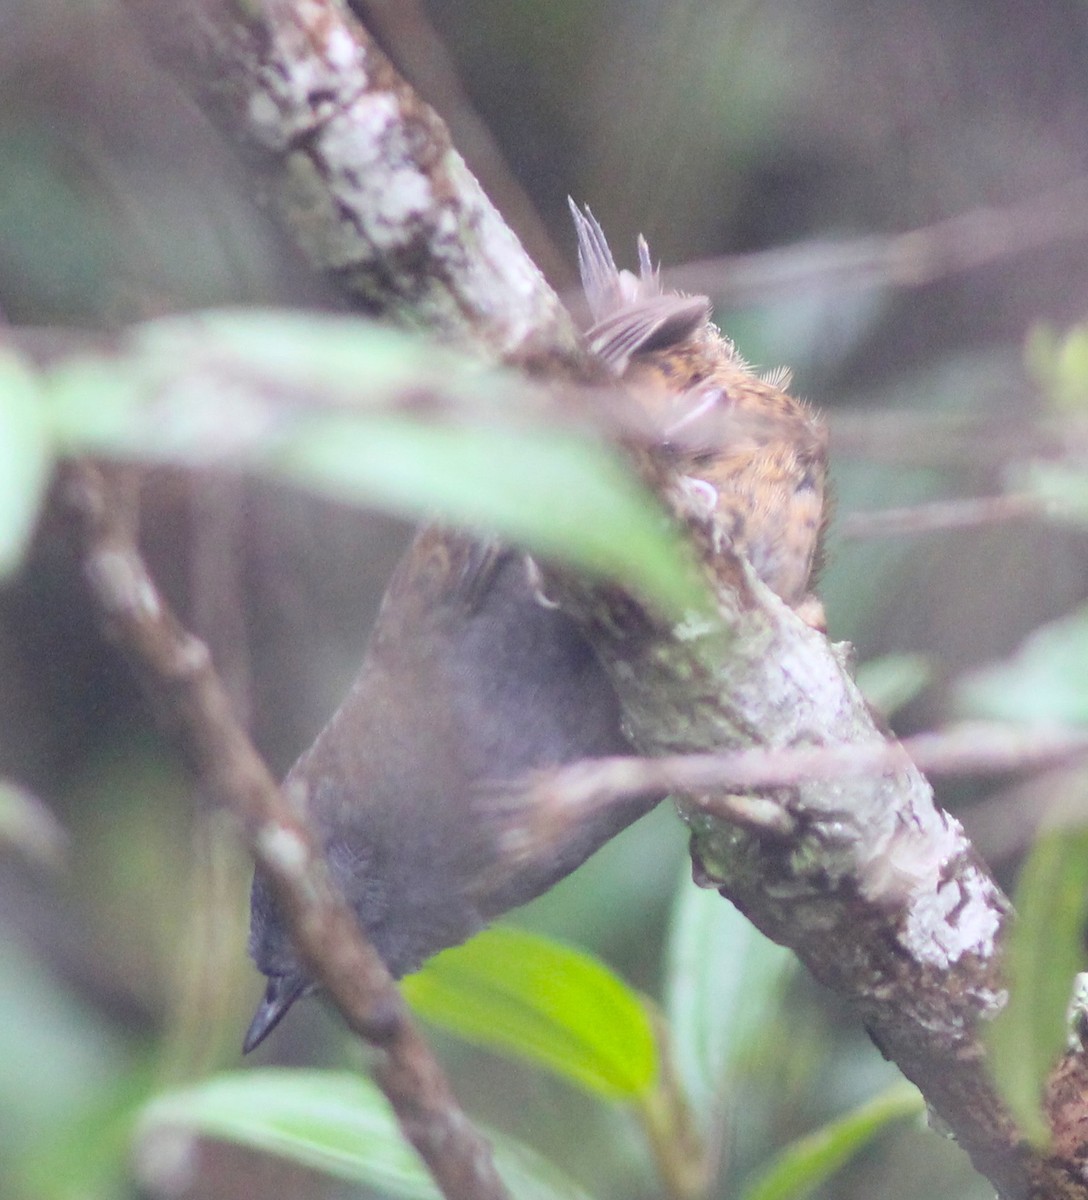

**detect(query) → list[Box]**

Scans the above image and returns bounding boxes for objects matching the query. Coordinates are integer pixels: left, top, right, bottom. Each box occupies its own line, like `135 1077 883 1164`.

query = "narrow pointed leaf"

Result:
665 872 793 1132
0 347 53 576
987 820 1088 1143
737 1084 923 1200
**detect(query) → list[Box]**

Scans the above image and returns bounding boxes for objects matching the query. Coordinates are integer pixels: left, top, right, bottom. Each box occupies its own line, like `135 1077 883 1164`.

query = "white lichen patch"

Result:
855 799 951 903
774 633 855 732
334 91 397 152
247 90 286 150
319 100 434 250
673 608 721 642
370 167 433 245
257 824 309 876
432 203 459 246
324 25 359 71
88 549 161 619
250 15 367 150
452 167 566 350
473 199 546 301
900 866 1003 967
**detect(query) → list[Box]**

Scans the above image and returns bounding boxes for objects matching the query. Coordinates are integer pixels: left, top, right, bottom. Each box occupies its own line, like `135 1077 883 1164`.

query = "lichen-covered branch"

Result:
122 0 586 373
546 547 1034 1193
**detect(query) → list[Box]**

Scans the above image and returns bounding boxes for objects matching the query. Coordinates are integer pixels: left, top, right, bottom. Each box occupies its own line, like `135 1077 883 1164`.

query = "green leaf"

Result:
664 872 793 1132
1024 323 1060 395
46 312 488 449
19 1058 156 1200
1025 321 1088 414
0 346 54 576
278 414 697 617
44 311 705 616
402 925 658 1100
133 310 467 400
1016 461 1088 527
0 925 135 1198
1055 328 1088 413
854 653 931 718
137 1069 595 1200
987 818 1088 1144
957 605 1088 724
737 1083 923 1200
0 779 66 868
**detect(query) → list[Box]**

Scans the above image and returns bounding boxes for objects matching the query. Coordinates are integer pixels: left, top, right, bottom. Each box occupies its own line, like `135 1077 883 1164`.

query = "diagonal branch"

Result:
541 548 1026 1197
838 493 1052 540
61 460 511 1200
122 0 587 374
665 174 1088 308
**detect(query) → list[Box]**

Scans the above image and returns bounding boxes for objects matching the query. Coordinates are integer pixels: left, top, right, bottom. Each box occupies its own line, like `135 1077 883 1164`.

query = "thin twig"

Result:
504 722 1088 835
837 493 1052 540
665 175 1088 307
61 460 511 1200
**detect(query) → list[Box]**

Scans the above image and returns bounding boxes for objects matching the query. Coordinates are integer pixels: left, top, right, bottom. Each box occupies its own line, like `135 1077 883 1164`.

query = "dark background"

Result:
3 2 1088 1198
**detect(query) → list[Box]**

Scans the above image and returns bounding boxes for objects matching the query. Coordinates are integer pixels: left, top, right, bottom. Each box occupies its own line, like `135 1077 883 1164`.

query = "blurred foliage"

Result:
958 604 1088 1144
987 820 1088 1144
4 1 1088 1199
735 1084 923 1200
959 605 1088 725
0 778 66 869
137 922 920 1200
3 313 705 613
0 347 53 575
664 865 793 1143
853 653 932 720
1025 322 1088 415
138 1069 597 1200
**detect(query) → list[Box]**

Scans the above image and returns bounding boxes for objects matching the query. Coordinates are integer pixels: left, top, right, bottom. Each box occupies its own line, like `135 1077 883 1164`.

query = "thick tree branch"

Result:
122 0 587 375
542 551 1027 1198
111 1 1088 1197
61 461 511 1200
354 0 573 287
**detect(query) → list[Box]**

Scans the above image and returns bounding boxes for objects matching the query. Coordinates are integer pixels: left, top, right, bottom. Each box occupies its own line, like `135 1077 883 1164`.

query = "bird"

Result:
244 204 828 1052
568 200 828 620
244 528 654 1052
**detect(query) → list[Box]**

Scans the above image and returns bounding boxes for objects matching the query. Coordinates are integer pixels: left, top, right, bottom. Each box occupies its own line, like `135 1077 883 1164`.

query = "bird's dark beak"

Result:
243 974 309 1054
